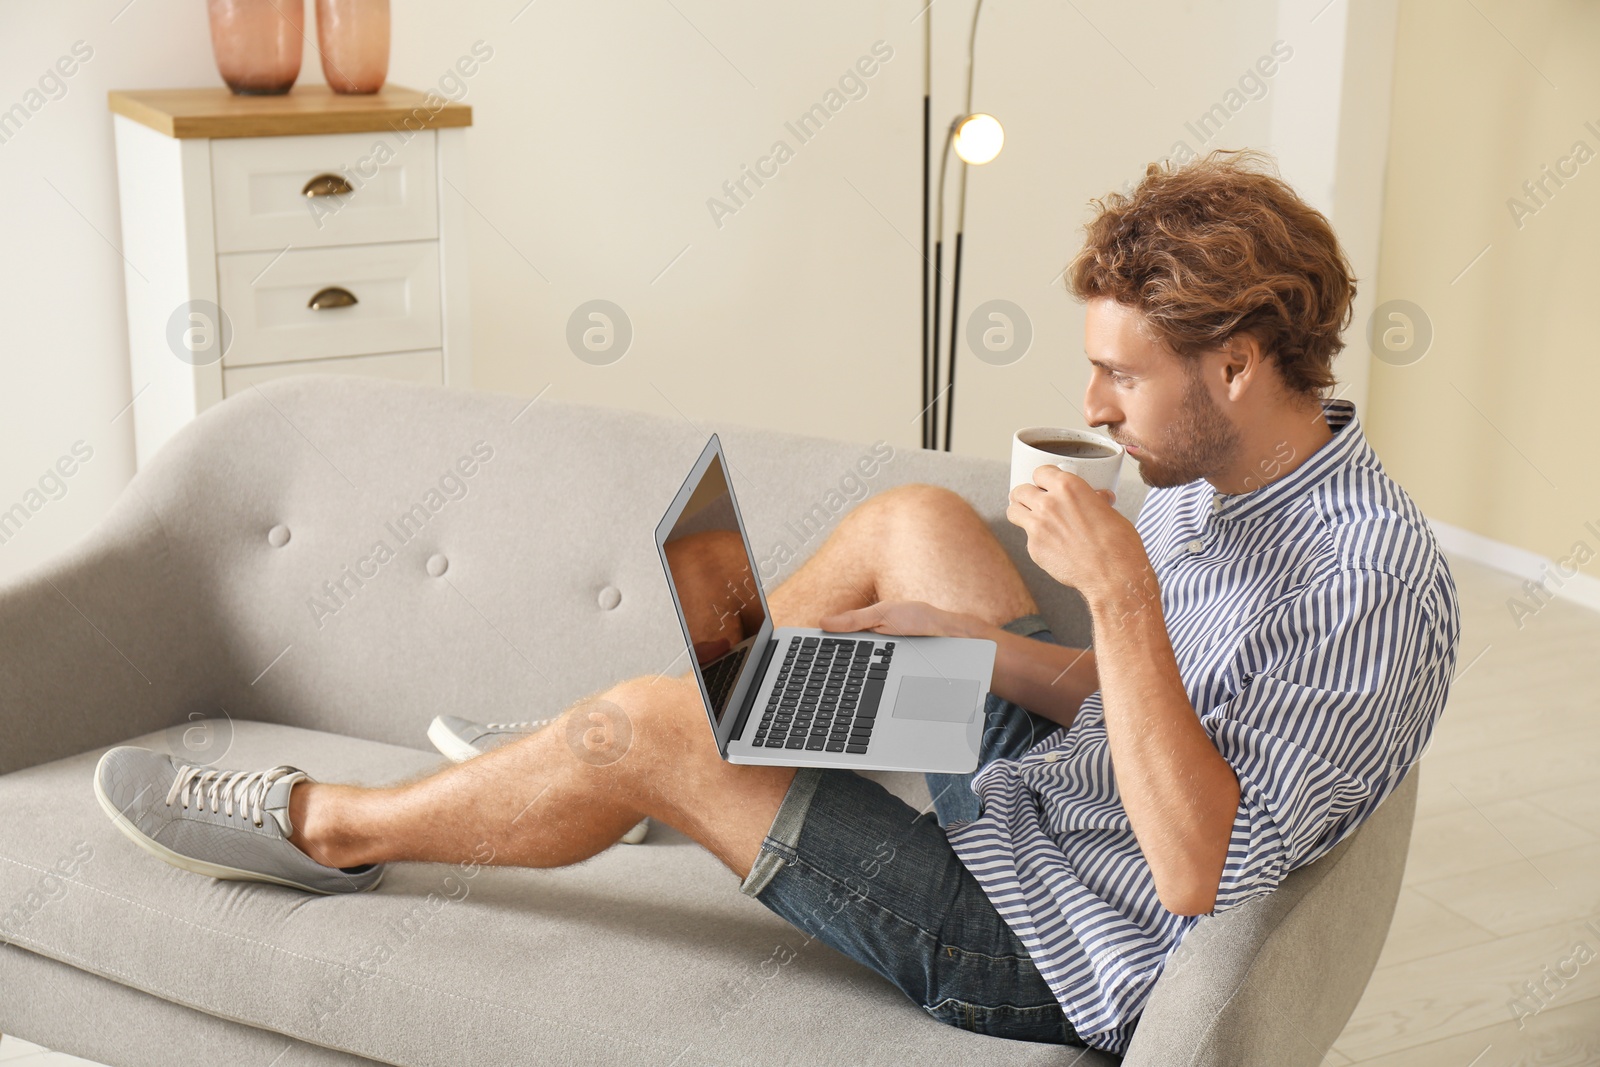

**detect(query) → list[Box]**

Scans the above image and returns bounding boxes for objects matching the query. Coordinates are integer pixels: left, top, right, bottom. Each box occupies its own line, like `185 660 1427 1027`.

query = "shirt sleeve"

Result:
1201 566 1450 913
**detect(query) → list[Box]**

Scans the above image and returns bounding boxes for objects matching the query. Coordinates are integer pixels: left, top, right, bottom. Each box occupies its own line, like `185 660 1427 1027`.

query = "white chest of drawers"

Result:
108 86 473 467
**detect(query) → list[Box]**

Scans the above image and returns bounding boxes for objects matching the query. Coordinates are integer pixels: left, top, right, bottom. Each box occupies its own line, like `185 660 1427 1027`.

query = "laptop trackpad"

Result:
891 676 981 723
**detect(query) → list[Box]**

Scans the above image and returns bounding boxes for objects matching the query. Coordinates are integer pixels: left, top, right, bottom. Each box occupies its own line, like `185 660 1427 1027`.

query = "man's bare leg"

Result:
288 484 1040 882
766 484 1040 630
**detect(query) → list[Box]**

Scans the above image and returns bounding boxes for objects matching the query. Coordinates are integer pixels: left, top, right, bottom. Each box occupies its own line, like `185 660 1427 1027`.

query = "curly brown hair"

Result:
1066 149 1356 397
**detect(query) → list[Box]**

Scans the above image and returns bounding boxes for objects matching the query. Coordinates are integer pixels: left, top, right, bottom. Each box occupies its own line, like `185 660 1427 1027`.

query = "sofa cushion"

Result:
0 943 380 1066
0 720 1117 1066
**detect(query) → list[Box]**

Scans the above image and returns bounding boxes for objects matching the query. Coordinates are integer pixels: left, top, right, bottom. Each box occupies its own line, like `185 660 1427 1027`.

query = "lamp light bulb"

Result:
952 113 1004 165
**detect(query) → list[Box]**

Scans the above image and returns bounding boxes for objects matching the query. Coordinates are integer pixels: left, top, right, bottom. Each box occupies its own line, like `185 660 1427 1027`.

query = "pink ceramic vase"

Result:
207 0 305 96
316 0 391 94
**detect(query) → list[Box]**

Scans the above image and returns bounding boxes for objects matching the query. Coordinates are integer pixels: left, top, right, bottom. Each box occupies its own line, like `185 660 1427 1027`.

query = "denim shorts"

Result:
736 614 1088 1046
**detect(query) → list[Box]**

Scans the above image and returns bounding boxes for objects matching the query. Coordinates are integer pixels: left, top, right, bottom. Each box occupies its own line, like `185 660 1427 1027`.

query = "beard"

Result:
1118 371 1241 489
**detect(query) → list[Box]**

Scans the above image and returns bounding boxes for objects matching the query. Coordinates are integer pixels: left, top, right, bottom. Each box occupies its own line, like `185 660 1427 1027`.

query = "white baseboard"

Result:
1429 518 1600 615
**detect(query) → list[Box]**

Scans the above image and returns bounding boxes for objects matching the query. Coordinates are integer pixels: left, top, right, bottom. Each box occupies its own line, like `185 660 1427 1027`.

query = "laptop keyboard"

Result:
751 636 895 754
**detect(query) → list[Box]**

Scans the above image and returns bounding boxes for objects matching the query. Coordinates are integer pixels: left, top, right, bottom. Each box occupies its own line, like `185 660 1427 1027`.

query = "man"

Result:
94 150 1460 1055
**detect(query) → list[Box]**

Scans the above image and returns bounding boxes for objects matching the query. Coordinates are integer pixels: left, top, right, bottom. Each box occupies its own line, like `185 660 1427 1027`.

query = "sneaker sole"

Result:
426 717 486 764
426 719 651 845
93 753 383 896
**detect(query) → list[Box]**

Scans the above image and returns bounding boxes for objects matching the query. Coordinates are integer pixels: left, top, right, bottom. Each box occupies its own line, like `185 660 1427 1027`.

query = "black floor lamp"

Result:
922 0 1004 452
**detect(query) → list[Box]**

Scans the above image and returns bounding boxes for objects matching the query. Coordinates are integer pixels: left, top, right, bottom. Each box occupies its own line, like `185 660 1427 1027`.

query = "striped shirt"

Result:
946 399 1461 1054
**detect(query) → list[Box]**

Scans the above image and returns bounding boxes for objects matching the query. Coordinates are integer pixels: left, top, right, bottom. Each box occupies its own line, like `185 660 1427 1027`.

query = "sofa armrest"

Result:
0 483 221 777
1118 769 1417 1067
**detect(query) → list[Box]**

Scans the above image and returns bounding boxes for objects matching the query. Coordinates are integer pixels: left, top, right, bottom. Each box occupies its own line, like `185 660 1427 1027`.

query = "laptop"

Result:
654 435 995 774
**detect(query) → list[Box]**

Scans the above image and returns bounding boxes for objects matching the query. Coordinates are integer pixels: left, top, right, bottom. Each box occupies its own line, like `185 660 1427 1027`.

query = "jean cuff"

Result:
1001 613 1053 638
738 766 825 898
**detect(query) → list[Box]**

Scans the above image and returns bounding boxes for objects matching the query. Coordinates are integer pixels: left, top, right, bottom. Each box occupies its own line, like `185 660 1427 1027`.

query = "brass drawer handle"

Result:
302 173 353 198
308 287 358 310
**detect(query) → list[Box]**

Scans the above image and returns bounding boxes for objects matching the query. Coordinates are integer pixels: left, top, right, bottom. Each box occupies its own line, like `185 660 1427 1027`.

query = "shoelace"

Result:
164 764 304 829
483 718 556 731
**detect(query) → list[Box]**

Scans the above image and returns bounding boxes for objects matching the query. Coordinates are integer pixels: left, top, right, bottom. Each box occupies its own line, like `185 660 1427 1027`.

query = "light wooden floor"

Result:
1327 554 1600 1066
2 553 1596 1065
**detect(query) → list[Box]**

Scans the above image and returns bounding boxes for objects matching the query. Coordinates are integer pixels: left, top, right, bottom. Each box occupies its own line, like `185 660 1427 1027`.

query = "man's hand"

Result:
1006 465 1153 612
818 600 976 639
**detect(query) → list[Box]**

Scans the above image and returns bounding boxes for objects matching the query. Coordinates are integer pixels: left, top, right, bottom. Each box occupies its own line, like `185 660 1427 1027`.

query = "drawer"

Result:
211 131 438 253
222 349 443 397
218 240 441 366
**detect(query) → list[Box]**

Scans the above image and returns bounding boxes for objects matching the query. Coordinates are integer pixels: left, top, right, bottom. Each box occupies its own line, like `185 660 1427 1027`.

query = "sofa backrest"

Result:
14 376 1144 757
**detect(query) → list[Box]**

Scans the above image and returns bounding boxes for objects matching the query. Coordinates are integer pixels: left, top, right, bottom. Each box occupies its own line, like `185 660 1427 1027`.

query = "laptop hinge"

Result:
728 637 778 744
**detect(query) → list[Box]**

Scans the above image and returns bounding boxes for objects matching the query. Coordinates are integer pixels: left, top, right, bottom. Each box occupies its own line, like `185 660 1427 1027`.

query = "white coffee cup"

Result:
1009 427 1125 494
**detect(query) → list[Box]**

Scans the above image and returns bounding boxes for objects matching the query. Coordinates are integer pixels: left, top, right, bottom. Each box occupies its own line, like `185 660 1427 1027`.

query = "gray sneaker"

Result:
427 715 650 844
93 747 385 895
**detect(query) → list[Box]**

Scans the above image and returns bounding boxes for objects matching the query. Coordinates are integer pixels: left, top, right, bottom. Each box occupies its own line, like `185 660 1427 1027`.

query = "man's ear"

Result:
1221 333 1262 399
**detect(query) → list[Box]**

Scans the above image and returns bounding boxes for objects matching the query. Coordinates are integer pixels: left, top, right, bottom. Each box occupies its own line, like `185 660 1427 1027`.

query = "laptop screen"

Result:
658 448 769 729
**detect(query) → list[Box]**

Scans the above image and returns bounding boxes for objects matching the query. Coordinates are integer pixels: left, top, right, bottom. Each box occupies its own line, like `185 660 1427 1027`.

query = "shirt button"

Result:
1186 538 1205 554
1212 494 1224 514
1043 752 1060 763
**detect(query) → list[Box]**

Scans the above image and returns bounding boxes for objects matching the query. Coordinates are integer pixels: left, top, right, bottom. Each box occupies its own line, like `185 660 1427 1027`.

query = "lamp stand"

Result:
921 0 988 452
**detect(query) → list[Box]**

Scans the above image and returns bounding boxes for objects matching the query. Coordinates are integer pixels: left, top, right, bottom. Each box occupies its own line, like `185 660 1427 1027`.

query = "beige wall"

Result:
1367 0 1600 561
448 0 1295 459
0 0 1394 582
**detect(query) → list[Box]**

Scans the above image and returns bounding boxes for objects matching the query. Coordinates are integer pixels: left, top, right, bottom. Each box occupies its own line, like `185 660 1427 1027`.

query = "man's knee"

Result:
846 482 982 541
584 674 707 767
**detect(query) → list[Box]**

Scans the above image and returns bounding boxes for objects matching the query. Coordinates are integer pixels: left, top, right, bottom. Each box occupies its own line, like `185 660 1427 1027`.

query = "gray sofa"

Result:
0 376 1414 1066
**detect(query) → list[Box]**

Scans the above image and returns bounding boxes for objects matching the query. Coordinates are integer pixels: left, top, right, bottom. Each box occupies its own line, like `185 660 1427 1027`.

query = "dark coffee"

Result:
1029 438 1116 459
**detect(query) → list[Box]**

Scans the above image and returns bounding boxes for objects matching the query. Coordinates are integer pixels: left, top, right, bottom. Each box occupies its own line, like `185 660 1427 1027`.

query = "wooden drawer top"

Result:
108 85 471 139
